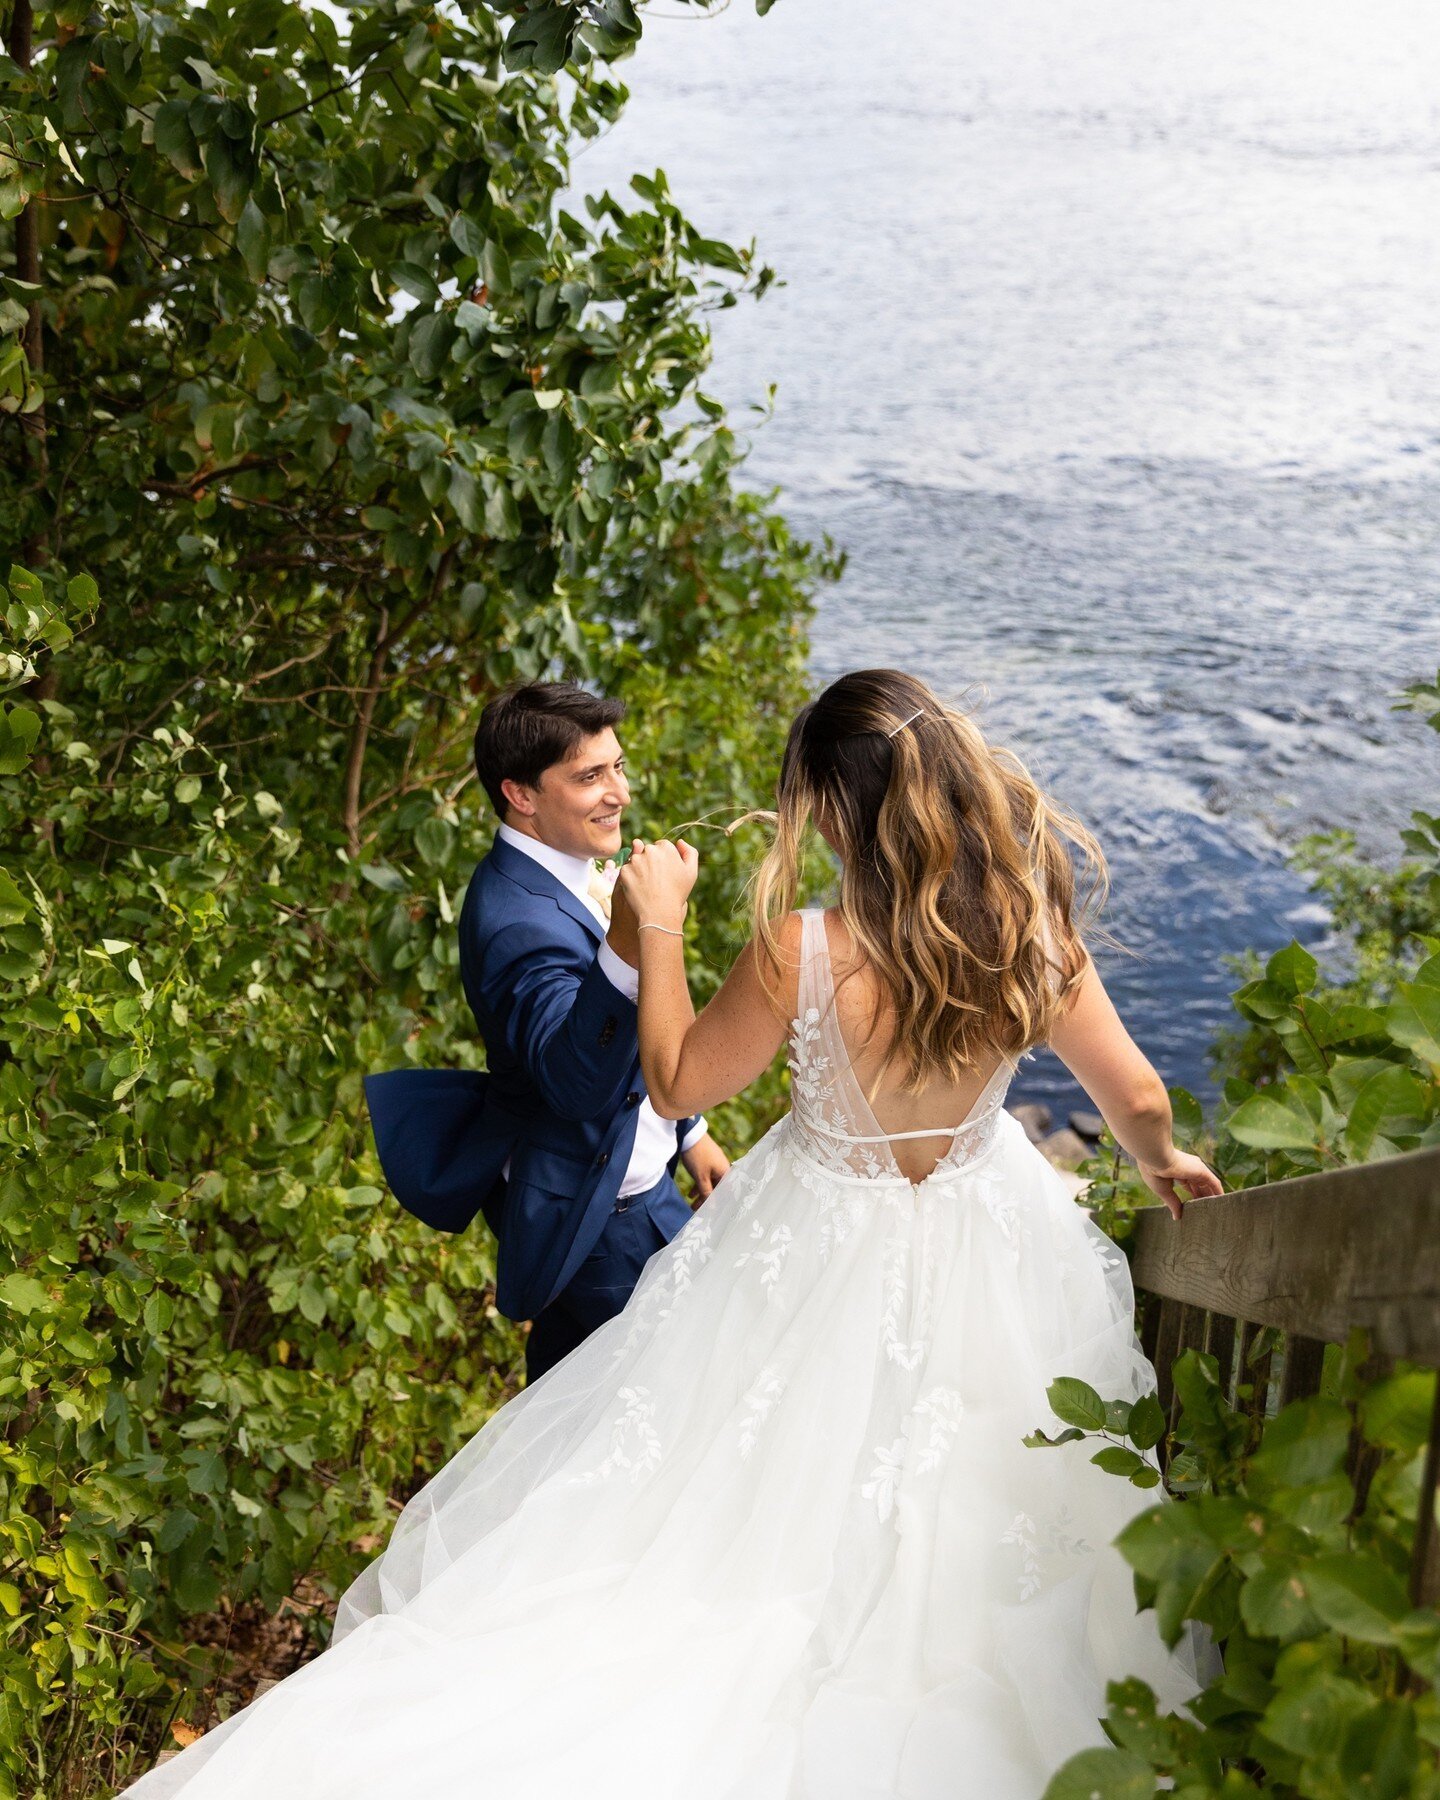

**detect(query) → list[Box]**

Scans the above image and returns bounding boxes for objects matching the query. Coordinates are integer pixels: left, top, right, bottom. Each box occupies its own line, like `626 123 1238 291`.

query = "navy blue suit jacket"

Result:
364 834 698 1322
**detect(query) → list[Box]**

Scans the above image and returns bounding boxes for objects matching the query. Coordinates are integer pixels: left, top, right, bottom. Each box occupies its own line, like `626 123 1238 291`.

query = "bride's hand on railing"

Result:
1137 1151 1225 1223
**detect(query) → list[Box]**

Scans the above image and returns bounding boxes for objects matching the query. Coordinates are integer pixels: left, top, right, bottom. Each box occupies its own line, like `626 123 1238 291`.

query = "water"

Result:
574 0 1440 1118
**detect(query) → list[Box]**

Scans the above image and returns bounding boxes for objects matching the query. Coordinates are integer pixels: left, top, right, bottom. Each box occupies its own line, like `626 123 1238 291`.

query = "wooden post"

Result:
1153 1298 1183 1416
1239 1321 1274 1443
1411 1375 1440 1610
1205 1311 1238 1405
1277 1335 1327 1409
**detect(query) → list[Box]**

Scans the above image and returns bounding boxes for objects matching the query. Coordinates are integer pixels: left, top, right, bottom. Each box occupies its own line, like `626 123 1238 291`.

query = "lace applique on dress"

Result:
572 1385 663 1486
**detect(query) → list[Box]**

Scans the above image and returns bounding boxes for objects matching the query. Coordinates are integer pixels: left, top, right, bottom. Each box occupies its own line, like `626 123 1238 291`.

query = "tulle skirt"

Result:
125 1110 1212 1799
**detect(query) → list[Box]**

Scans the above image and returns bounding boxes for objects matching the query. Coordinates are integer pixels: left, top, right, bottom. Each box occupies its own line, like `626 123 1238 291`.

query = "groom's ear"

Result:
499 776 537 820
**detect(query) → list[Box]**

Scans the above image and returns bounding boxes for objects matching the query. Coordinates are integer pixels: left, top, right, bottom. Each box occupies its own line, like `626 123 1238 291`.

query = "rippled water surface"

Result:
577 0 1440 1114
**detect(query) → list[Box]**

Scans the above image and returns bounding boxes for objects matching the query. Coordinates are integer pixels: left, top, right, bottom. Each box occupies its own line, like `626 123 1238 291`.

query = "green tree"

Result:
0 1 830 1790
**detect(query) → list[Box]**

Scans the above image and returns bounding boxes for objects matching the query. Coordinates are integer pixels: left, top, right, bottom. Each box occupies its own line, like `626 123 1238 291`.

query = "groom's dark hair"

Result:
474 681 626 819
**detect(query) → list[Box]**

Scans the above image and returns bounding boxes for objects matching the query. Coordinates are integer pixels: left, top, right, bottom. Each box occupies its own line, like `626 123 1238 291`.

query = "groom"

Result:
366 681 728 1384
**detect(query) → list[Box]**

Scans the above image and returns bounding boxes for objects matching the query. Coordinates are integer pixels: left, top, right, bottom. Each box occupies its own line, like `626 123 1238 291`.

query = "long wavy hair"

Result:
751 669 1107 1091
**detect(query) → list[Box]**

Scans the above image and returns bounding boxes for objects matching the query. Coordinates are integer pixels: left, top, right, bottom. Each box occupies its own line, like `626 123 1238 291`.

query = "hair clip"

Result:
886 708 925 738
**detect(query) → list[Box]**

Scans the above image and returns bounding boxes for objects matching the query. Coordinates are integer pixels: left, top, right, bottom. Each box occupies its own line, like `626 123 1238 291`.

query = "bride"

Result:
126 667 1222 1799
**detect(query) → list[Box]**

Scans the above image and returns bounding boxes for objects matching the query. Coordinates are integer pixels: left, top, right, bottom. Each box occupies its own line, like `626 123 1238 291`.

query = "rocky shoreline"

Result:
1007 1102 1103 1200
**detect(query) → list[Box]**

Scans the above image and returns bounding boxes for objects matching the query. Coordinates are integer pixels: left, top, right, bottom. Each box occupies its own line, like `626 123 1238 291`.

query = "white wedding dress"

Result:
128 908 1210 1800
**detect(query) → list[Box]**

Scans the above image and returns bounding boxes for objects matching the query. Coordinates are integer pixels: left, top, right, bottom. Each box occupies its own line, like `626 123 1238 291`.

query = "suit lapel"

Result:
488 834 605 946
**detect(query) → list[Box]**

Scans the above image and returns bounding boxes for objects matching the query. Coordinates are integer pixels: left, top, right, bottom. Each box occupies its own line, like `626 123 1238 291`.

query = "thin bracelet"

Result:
637 922 684 937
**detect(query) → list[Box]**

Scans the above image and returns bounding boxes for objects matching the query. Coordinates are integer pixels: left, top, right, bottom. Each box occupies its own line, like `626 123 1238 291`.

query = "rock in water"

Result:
1069 1110 1105 1142
1008 1101 1052 1143
1037 1128 1092 1170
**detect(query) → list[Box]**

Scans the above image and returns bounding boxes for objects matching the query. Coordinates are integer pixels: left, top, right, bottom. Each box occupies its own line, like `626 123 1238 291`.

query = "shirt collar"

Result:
496 822 595 902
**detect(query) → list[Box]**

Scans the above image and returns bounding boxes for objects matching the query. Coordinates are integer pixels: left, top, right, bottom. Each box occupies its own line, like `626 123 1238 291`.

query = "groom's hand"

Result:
606 865 641 970
680 1132 730 1205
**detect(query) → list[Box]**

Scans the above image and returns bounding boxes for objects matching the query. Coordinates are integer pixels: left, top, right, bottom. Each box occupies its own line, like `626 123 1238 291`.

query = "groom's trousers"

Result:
524 1171 693 1385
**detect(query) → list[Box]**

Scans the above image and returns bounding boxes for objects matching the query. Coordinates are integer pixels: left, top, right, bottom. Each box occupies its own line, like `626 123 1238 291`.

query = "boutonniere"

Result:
587 858 619 922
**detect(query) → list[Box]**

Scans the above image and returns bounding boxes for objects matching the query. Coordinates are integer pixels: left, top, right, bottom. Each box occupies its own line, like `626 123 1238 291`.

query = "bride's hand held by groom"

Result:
611 839 728 1203
616 836 699 930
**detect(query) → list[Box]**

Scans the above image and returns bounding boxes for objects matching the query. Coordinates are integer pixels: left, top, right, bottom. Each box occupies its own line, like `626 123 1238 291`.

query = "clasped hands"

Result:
609 836 699 949
607 837 726 1203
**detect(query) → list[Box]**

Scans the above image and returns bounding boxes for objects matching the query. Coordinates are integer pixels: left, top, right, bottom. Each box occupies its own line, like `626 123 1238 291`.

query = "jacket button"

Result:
596 1151 610 1169
625 1091 640 1108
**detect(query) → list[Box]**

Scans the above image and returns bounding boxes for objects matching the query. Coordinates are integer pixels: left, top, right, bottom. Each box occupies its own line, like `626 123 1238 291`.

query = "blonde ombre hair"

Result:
752 669 1107 1091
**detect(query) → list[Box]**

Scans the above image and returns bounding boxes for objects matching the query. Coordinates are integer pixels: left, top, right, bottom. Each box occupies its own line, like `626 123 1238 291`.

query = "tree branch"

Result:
8 0 48 527
343 606 389 859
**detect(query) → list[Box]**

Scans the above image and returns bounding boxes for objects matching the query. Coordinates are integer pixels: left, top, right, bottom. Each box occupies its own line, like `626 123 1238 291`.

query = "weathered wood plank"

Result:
1131 1146 1440 1366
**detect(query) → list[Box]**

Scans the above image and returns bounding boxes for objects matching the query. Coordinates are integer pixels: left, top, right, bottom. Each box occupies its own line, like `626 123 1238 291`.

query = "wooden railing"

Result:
1131 1143 1440 1608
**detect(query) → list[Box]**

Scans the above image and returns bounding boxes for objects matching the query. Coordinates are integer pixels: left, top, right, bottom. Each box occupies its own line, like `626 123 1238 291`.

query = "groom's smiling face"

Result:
504 727 630 862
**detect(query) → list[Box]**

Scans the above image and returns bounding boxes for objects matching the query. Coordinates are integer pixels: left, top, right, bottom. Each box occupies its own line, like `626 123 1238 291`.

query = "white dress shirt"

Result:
496 824 707 1196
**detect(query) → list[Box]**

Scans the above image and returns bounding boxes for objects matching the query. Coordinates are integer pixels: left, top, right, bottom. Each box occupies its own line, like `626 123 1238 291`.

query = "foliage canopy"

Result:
0 0 826 1788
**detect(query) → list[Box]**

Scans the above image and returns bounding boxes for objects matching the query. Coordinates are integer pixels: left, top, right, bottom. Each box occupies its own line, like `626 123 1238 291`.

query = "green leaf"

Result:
202 129 256 225
0 1272 50 1315
1387 979 1440 1068
449 213 487 260
1092 1445 1149 1479
409 311 456 381
1358 1370 1436 1453
1344 1064 1429 1156
448 464 482 531
1265 940 1318 996
504 4 576 74
1302 1553 1411 1645
143 1291 174 1334
1248 1397 1350 1492
358 864 406 893
235 198 270 280
1041 1746 1156 1800
484 482 521 540
1225 1089 1321 1152
64 569 97 611
1261 1669 1374 1758
156 1507 198 1553
1022 1426 1087 1448
1166 1086 1203 1137
0 866 29 927
0 703 41 774
1239 1559 1323 1643
1047 1376 1107 1431
153 97 203 178
391 261 440 305
1126 1394 1166 1451
1338 1701 1420 1800
415 816 454 867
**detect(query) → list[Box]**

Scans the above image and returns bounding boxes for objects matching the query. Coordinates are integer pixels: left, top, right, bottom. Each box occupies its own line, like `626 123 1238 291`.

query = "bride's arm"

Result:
616 840 794 1117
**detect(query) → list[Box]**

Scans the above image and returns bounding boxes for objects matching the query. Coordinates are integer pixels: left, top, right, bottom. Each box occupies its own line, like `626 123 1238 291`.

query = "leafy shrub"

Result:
0 2 831 1792
1035 671 1440 1798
